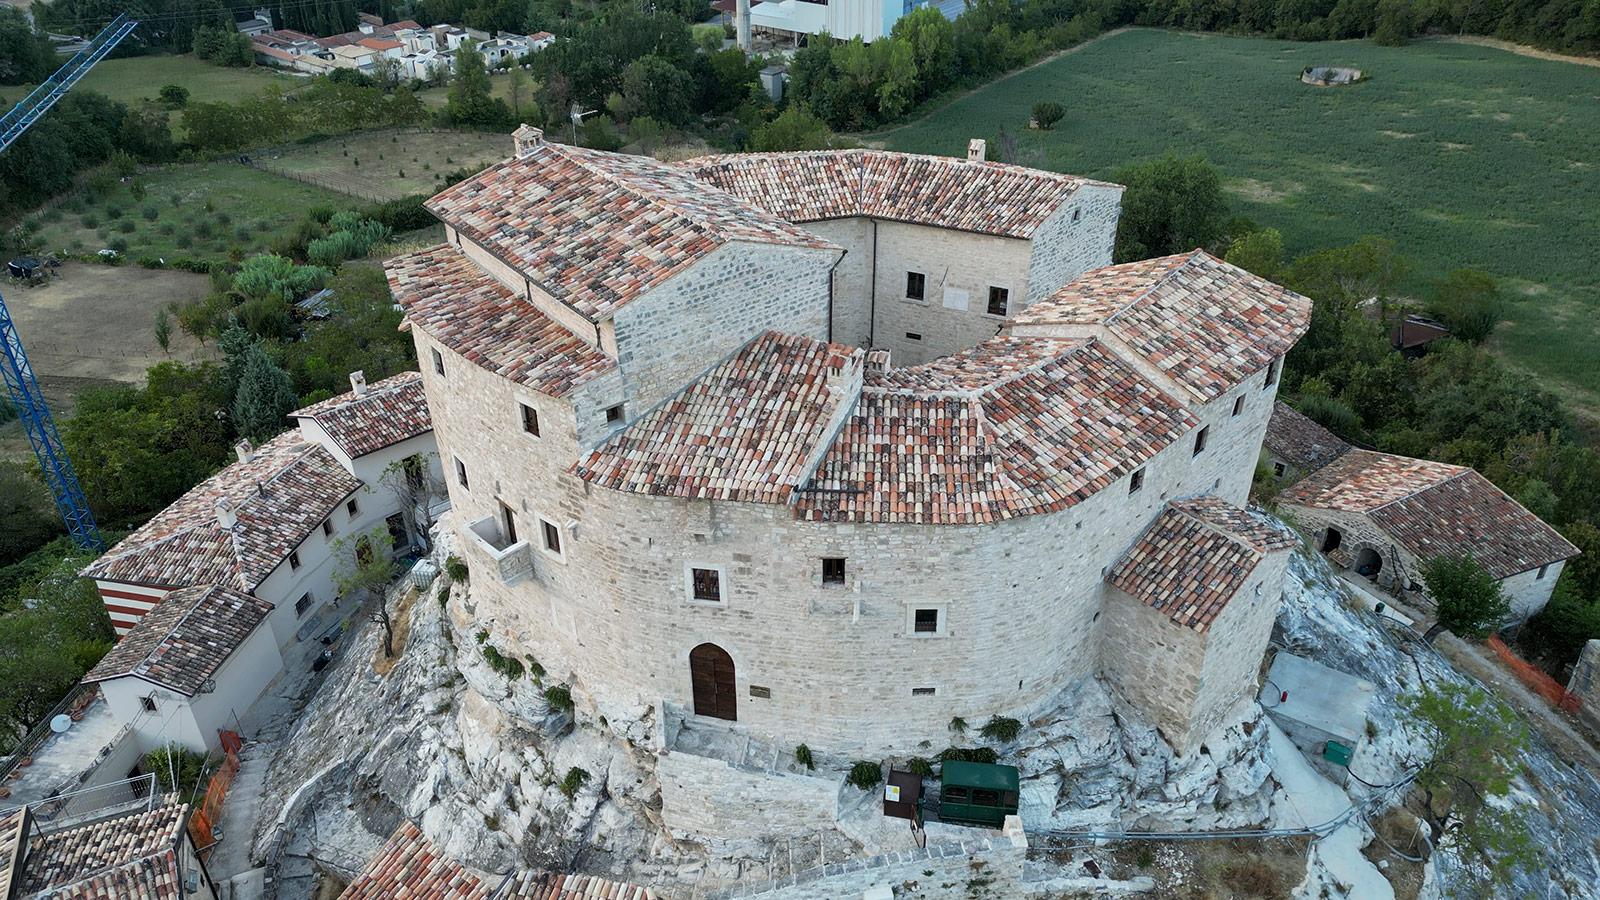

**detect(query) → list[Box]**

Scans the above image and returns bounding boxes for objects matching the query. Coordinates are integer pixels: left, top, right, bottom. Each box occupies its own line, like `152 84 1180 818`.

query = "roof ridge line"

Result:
1103 251 1201 325
1365 456 1471 514
1173 497 1272 553
137 587 215 679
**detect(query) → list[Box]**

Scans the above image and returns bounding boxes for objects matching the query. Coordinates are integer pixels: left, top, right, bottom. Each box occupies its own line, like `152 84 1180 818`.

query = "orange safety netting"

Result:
1487 634 1582 714
188 749 240 856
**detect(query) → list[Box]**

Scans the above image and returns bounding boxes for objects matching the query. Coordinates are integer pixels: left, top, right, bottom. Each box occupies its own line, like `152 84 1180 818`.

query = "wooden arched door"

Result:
689 643 737 721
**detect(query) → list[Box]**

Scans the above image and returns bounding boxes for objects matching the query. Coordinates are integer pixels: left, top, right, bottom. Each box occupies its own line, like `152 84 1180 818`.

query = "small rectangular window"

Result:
692 567 722 602
455 457 469 490
1232 396 1245 417
289 551 301 571
1265 357 1280 388
1273 462 1286 477
431 347 445 376
295 593 313 617
140 695 157 712
520 403 540 437
1129 468 1145 494
822 557 846 585
1193 426 1209 457
943 786 968 803
321 519 334 538
972 788 1001 806
749 685 772 699
346 498 359 518
911 687 936 697
1537 564 1549 580
905 271 925 301
987 286 1009 317
604 404 624 425
541 519 561 555
914 608 939 633
905 331 922 341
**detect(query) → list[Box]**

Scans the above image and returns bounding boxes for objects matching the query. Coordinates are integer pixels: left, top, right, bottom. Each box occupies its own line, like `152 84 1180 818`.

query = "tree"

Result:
0 462 62 567
380 453 446 553
629 115 663 154
1421 554 1511 641
1032 100 1065 130
1399 682 1535 890
621 54 694 125
280 266 415 399
1426 268 1501 343
158 84 190 108
891 7 956 98
445 40 512 130
749 105 834 152
231 345 298 443
1558 520 1600 605
508 66 529 120
0 550 114 750
154 309 172 355
1223 227 1285 281
332 524 401 657
1111 151 1229 263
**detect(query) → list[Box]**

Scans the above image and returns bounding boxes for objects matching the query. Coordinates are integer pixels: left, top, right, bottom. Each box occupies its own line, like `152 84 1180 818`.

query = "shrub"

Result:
475 629 489 644
795 744 815 770
159 84 190 107
107 237 129 253
195 219 214 239
80 213 99 229
104 206 123 220
215 211 231 226
939 746 999 764
175 231 194 248
906 757 934 777
526 657 545 683
948 716 968 734
445 556 468 582
437 585 449 608
308 205 336 224
141 203 160 221
980 715 1022 743
558 766 590 799
482 643 524 679
845 760 882 789
158 222 175 235
1032 100 1065 130
543 683 573 712
117 219 135 234
235 225 252 242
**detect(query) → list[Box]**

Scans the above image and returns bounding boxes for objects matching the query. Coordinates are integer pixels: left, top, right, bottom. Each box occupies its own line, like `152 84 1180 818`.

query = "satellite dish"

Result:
50 714 72 733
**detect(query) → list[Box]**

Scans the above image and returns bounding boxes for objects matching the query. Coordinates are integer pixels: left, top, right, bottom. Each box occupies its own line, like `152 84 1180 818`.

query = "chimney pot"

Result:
350 370 368 396
866 348 891 375
967 138 987 163
513 124 545 157
215 498 237 530
233 439 254 464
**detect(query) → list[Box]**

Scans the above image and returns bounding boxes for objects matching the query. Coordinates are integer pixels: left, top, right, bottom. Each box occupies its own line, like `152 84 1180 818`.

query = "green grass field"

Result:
0 54 300 110
262 129 512 201
880 29 1600 411
26 162 354 262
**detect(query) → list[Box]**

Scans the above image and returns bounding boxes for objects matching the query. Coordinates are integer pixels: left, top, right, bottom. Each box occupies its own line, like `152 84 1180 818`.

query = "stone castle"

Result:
384 126 1312 759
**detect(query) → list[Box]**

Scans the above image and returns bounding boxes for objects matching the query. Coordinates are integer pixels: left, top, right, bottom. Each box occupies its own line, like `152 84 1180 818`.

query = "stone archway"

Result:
689 643 737 721
1355 547 1383 578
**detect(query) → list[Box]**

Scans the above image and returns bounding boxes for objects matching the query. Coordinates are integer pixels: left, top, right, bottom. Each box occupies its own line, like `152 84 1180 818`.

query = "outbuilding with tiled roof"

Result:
1277 448 1579 619
3 801 214 900
1263 400 1350 481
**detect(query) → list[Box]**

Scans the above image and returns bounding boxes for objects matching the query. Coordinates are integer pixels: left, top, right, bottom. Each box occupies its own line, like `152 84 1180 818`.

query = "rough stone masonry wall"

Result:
603 240 839 444
1024 182 1123 305
1188 548 1293 746
1569 640 1600 730
864 220 1034 367
657 748 838 841
1099 585 1206 752
803 217 875 348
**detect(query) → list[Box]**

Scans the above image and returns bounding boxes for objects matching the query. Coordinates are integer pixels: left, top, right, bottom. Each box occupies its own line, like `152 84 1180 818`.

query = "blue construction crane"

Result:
0 14 140 553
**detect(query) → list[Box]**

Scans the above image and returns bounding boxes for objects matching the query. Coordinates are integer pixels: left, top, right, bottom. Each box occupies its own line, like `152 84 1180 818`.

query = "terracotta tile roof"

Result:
1264 401 1350 474
358 37 402 50
796 338 1197 523
292 371 432 459
425 143 834 321
682 149 1108 239
499 871 657 900
338 821 489 900
17 803 189 900
574 332 862 503
1278 449 1580 578
1 808 28 900
81 432 362 592
1108 497 1295 632
386 244 615 398
82 585 273 696
1012 251 1312 401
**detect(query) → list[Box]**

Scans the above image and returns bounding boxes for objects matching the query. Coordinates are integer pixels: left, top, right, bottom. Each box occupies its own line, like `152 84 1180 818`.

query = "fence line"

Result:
241 160 401 204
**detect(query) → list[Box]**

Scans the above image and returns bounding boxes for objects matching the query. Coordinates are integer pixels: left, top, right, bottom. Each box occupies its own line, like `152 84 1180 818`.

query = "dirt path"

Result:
863 27 1134 144
1434 633 1600 780
1428 34 1600 69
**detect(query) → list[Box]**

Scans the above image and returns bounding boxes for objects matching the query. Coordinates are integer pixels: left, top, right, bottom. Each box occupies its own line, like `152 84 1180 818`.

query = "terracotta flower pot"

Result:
0 787 11 799
18 756 30 767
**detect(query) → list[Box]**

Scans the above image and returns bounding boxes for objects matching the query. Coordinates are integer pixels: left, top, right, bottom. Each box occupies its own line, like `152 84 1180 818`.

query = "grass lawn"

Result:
879 29 1600 413
260 129 512 201
0 54 301 110
25 162 355 262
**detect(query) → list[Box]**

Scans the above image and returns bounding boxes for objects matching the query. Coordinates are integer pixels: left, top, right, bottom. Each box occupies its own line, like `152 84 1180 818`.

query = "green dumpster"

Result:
938 760 1019 828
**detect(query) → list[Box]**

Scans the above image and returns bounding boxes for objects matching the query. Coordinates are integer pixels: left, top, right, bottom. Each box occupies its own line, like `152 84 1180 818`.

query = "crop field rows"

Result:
881 29 1600 411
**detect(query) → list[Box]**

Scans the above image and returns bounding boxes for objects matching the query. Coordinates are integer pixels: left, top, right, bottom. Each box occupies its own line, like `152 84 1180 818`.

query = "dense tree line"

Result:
0 90 173 219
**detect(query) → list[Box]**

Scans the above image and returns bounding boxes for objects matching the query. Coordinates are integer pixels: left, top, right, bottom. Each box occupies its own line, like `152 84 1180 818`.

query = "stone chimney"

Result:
967 138 987 163
215 498 237 530
866 348 891 376
736 0 751 51
824 349 851 391
233 439 254 464
513 124 545 157
350 370 368 396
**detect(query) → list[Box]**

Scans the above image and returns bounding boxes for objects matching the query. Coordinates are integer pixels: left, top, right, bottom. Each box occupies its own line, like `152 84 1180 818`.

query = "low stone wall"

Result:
658 748 838 842
708 828 1026 900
